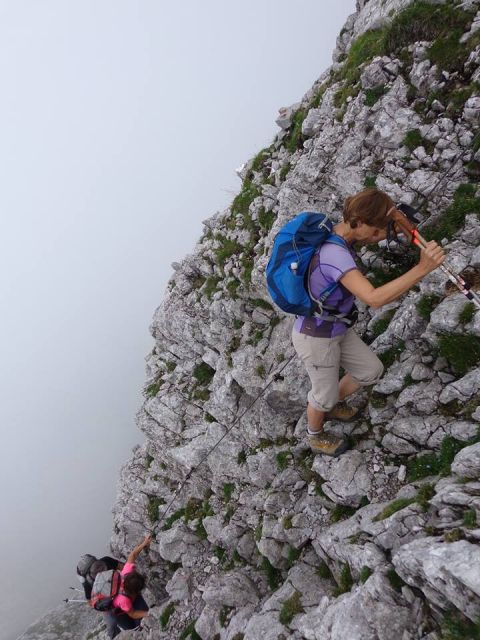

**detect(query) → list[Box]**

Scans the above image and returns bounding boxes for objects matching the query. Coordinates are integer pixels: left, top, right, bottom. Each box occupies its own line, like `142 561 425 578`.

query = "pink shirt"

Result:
112 562 136 612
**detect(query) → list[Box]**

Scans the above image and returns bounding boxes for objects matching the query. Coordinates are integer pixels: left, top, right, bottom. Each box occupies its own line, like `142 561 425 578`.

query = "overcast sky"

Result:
0 2 355 638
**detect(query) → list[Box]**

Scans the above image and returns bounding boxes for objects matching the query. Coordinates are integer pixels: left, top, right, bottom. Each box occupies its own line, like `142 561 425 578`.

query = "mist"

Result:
0 2 355 638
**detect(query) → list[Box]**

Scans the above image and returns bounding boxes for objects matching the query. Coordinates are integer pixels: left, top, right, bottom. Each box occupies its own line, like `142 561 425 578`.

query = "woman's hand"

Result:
418 240 446 275
141 534 153 548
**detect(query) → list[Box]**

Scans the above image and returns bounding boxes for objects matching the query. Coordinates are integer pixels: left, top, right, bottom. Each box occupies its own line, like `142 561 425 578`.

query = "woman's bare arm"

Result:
340 240 445 309
126 535 152 564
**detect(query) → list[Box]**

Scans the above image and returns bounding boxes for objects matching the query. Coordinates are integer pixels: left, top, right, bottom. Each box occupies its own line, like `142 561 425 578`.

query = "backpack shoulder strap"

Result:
324 233 348 249
308 233 355 320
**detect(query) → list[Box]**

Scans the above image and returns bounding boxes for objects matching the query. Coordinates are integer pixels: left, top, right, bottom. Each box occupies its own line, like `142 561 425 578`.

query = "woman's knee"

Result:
353 358 384 386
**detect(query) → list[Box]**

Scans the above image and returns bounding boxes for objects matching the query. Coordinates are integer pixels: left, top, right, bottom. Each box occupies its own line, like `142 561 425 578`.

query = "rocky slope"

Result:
21 1 480 639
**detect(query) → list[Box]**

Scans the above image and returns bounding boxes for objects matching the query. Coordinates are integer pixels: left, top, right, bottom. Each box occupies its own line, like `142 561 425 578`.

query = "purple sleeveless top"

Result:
293 238 358 338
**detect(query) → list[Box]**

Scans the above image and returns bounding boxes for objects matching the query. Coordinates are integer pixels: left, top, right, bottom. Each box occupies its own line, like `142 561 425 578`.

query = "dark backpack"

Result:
77 554 96 579
266 212 348 317
90 570 129 612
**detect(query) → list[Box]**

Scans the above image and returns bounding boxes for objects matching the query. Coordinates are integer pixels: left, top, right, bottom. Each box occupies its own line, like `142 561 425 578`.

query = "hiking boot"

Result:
325 402 362 422
308 431 349 457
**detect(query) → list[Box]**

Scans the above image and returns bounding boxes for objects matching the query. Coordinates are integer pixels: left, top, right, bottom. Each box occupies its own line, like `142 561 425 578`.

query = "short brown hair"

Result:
124 571 146 596
343 188 395 229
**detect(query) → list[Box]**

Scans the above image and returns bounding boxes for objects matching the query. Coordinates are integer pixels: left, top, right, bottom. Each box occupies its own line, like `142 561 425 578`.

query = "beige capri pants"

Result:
292 327 384 412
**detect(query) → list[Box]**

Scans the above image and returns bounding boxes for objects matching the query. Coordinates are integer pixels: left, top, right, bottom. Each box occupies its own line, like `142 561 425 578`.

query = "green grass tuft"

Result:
463 508 477 529
279 162 291 182
407 436 466 481
365 85 387 106
403 128 423 151
284 109 306 153
162 508 186 531
459 302 476 325
331 504 356 522
179 621 202 640
437 333 480 377
160 603 175 629
423 183 480 243
416 294 441 321
387 568 405 592
317 561 333 579
203 275 221 299
371 309 396 337
214 235 243 264
193 362 215 385
334 563 353 596
378 340 406 369
385 2 475 54
249 297 274 311
359 566 373 584
416 483 435 512
257 207 276 231
231 180 261 218
287 546 302 568
261 555 282 590
147 495 165 524
223 482 235 502
373 498 415 521
276 450 292 471
279 591 304 625
440 610 480 640
363 175 377 188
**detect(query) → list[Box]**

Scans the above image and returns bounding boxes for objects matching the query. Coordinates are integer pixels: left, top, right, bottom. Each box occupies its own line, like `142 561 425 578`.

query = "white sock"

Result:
307 426 322 435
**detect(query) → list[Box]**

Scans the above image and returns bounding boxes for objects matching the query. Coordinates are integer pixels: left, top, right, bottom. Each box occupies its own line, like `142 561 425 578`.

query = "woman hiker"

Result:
292 188 445 457
105 534 152 638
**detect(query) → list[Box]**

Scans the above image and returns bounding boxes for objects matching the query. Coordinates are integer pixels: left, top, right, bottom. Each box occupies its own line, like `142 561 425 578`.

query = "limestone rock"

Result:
313 450 372 507
451 443 480 479
393 538 480 622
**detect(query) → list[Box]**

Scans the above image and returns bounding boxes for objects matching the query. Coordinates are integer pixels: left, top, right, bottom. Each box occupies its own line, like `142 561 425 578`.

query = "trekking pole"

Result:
64 598 87 604
387 204 480 310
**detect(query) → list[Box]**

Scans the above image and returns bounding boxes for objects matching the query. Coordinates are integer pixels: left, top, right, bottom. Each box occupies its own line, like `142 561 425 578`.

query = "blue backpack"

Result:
266 212 348 317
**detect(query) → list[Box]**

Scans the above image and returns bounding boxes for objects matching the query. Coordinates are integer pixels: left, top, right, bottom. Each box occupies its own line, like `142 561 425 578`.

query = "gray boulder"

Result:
394 537 480 621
